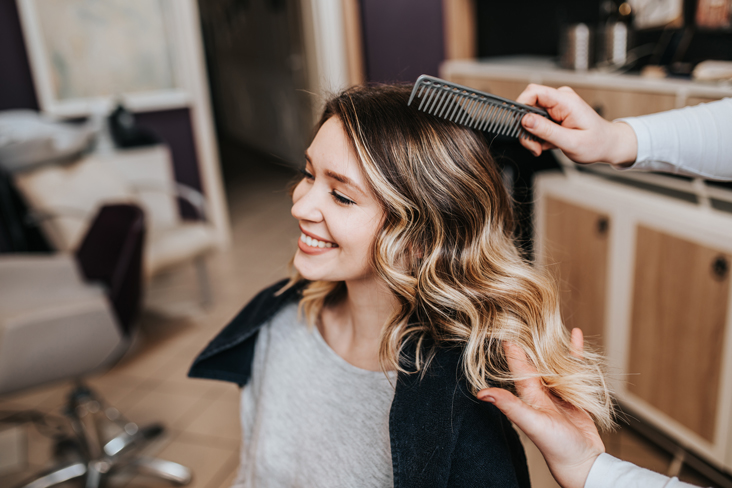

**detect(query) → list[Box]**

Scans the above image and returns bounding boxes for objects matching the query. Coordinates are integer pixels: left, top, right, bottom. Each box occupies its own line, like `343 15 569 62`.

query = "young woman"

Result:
189 84 614 488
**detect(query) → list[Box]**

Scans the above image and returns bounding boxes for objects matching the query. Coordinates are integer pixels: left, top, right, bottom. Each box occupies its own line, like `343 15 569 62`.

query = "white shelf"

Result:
442 56 732 99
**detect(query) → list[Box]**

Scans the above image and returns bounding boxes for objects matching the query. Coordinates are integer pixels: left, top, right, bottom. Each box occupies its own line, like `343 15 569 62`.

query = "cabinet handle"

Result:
712 256 729 281
596 217 609 237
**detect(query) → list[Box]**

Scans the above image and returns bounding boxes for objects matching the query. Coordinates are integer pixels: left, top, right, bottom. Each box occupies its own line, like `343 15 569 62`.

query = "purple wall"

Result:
0 0 39 110
135 109 202 218
360 0 445 83
0 0 204 197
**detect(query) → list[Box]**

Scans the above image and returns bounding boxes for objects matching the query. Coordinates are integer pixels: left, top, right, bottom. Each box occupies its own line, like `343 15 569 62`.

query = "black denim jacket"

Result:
189 280 530 488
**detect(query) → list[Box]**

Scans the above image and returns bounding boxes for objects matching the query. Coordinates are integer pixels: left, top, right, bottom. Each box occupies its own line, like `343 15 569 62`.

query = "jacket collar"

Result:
189 279 304 385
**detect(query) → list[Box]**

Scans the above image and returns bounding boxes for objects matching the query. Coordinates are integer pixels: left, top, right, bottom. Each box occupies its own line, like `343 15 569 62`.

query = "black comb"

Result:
408 75 551 140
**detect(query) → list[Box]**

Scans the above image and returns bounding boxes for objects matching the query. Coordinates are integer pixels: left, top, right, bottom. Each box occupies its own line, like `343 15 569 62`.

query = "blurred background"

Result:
1 0 732 487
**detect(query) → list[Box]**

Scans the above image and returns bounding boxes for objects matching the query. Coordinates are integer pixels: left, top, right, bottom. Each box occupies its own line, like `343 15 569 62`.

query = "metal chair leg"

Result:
84 461 103 488
14 384 191 488
19 462 86 488
194 256 212 309
134 457 192 485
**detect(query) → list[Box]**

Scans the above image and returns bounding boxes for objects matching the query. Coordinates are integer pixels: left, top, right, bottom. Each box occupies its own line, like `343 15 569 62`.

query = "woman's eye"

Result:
330 190 355 205
299 168 314 180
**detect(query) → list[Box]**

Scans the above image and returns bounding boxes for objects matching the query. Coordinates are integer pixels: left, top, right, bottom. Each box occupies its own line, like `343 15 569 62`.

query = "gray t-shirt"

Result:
232 303 396 488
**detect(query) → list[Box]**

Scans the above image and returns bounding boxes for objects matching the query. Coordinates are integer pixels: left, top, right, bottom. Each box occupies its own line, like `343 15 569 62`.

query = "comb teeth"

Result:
408 75 549 142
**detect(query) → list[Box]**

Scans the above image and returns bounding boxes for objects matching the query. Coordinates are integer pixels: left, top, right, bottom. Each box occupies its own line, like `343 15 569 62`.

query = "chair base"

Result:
14 384 192 488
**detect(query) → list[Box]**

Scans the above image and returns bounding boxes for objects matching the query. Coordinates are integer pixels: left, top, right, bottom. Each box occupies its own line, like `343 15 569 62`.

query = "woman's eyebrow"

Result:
304 152 365 196
324 170 366 196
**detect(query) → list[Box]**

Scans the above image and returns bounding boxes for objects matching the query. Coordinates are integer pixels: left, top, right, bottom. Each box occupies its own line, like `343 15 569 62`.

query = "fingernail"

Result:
523 114 536 129
479 394 496 403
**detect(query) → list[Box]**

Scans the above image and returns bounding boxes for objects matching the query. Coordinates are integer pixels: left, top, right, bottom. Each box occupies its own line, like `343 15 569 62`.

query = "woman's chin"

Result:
293 252 326 281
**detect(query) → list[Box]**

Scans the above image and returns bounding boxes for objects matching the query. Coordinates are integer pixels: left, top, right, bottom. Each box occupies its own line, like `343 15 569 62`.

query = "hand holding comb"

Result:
408 75 553 141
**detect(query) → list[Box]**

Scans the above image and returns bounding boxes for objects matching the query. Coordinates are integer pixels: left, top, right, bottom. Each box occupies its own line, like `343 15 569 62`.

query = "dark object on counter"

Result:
108 104 160 148
597 20 632 67
560 23 594 70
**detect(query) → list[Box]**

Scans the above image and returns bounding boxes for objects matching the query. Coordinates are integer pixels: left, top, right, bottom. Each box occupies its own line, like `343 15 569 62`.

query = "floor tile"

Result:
203 453 240 488
119 389 209 435
0 382 70 413
182 395 241 444
211 462 240 488
618 428 671 475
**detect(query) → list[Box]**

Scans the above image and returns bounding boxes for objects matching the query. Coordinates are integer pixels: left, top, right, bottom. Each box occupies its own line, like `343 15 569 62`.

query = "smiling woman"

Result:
189 83 613 488
291 117 385 284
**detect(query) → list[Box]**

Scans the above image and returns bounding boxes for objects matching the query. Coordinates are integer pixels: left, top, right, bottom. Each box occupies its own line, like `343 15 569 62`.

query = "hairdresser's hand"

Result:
477 329 604 488
517 84 638 166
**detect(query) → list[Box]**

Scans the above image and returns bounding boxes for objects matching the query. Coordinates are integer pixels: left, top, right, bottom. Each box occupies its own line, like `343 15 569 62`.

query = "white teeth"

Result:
300 233 336 249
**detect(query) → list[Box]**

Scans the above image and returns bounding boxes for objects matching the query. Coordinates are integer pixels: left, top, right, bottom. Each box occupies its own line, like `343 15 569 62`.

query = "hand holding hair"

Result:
477 328 605 488
516 84 638 166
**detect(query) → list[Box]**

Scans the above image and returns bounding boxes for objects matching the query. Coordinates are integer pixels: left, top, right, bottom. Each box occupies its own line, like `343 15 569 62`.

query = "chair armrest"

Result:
24 206 90 227
130 181 208 221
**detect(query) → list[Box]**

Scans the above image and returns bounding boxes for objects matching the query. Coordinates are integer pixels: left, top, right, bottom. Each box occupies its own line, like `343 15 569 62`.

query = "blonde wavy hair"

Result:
287 84 614 431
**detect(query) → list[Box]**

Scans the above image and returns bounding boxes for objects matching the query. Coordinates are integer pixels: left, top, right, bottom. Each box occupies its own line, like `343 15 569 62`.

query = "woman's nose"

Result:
291 180 323 222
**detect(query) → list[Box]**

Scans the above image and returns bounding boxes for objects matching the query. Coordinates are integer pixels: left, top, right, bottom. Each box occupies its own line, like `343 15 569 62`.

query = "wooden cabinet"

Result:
543 197 610 349
534 171 732 471
686 96 723 107
448 57 732 470
447 75 526 101
628 227 730 443
567 87 677 120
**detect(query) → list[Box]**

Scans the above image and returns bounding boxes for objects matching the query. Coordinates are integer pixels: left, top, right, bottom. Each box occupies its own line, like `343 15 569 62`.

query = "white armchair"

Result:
13 145 217 307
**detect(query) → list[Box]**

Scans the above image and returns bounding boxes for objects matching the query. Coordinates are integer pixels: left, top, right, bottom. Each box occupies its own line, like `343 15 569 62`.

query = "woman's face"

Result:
291 117 384 283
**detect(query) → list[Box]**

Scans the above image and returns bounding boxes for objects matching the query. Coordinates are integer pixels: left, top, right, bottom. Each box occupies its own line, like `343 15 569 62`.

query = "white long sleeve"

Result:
584 454 703 488
617 98 732 181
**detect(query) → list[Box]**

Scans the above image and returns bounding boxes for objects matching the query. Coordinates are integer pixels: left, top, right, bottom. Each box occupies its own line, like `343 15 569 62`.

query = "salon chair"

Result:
0 204 191 488
12 147 217 309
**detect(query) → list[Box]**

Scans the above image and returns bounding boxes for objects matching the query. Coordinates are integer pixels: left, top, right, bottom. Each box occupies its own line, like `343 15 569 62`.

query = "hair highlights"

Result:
289 84 614 431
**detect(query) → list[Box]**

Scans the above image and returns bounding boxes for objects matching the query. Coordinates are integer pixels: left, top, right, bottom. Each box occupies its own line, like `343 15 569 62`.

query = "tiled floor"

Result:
0 142 718 487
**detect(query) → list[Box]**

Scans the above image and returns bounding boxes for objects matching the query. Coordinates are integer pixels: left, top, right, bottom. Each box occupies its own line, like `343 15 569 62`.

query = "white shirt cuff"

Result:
584 453 698 488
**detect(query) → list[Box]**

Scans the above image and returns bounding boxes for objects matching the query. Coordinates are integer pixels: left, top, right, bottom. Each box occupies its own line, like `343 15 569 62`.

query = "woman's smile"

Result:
298 227 339 254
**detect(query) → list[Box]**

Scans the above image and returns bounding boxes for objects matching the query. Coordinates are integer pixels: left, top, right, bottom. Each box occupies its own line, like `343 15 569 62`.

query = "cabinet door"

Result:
447 75 527 101
628 226 731 442
685 96 721 107
543 197 610 348
569 87 676 120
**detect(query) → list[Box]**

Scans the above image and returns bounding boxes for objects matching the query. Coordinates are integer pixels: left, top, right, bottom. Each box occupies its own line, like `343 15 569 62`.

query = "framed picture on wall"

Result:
16 0 233 248
16 0 191 117
696 0 732 30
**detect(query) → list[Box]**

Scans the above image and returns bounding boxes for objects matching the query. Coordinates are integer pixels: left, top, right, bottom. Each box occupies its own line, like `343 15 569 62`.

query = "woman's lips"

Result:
298 228 338 255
